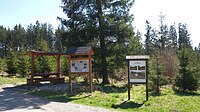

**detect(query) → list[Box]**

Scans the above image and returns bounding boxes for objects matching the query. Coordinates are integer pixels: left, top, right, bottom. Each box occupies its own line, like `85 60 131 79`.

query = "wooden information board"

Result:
67 47 94 94
126 55 149 101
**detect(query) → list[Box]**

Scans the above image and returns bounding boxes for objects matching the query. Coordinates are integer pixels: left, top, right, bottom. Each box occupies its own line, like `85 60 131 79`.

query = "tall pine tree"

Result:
144 20 153 54
59 0 134 84
178 23 191 49
167 24 177 48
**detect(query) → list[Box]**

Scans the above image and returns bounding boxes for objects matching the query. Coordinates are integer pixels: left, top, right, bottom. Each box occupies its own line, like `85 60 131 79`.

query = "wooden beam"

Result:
128 60 130 100
34 73 59 76
30 53 35 84
89 54 92 93
26 51 65 56
146 60 149 101
71 72 91 74
70 57 90 60
56 55 61 78
68 55 72 94
67 54 93 56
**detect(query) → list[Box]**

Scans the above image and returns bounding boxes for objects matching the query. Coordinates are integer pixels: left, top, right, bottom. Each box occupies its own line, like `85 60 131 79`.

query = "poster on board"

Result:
71 60 89 72
129 60 146 83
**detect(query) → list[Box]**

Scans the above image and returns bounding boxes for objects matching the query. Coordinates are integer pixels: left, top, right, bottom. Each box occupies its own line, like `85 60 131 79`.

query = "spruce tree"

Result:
17 52 30 77
59 0 135 84
149 49 167 94
167 24 177 48
178 23 191 49
6 50 19 75
174 47 198 92
0 58 7 75
144 20 153 54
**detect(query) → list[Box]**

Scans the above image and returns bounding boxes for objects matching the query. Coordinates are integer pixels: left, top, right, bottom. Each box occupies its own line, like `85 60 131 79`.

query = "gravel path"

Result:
0 83 115 112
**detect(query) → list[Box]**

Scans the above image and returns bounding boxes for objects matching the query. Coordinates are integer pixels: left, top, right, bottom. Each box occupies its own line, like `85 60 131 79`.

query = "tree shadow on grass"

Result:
27 90 81 103
97 84 127 93
173 90 200 96
111 100 144 109
150 92 165 97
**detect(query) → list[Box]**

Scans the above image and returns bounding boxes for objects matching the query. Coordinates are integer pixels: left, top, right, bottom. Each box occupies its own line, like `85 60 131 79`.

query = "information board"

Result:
129 60 146 83
70 60 89 72
126 55 149 101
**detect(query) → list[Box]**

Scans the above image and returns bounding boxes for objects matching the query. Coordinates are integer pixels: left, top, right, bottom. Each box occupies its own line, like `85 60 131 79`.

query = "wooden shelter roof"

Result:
66 47 94 55
26 51 66 56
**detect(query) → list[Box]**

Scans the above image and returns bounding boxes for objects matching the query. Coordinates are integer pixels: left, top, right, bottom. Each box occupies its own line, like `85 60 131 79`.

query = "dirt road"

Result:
0 85 113 112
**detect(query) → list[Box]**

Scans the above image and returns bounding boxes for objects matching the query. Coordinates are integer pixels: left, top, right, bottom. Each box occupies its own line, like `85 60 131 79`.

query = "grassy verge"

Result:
27 84 200 112
0 76 26 85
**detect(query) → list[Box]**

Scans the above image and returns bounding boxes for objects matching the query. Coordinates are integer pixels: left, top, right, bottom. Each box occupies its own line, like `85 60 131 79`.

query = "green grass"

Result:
27 84 200 112
0 76 26 85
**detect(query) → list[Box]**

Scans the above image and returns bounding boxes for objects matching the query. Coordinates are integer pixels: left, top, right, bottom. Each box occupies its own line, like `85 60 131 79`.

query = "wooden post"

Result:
128 60 130 100
68 56 72 94
56 55 61 78
146 60 149 101
89 55 92 93
30 52 35 84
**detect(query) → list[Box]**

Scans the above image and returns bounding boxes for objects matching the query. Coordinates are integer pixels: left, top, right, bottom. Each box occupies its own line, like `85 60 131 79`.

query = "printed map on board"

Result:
129 60 146 83
71 60 89 72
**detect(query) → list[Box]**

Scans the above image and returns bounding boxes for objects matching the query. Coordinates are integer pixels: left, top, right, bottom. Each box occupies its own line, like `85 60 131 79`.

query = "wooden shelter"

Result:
26 51 66 84
66 47 94 94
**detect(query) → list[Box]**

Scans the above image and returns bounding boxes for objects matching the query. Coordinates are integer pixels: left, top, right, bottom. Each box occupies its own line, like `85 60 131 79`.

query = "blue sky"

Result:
0 0 199 47
0 0 65 29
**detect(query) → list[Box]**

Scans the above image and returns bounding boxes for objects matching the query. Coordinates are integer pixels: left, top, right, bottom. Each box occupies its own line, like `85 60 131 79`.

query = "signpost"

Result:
126 55 149 101
67 47 94 94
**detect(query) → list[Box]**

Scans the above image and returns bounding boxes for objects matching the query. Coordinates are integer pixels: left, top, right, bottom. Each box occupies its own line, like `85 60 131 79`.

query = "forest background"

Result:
0 0 200 92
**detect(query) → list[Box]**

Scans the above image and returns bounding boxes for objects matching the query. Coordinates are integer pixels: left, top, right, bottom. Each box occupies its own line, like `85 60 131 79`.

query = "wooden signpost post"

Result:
126 55 149 101
66 47 94 94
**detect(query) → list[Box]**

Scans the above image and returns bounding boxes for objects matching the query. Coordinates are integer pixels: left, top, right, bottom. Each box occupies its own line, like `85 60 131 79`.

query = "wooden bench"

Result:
27 77 65 84
33 73 60 78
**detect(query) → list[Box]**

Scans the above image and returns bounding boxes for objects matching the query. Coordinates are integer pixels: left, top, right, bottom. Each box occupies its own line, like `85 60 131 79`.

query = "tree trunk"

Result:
96 0 110 84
